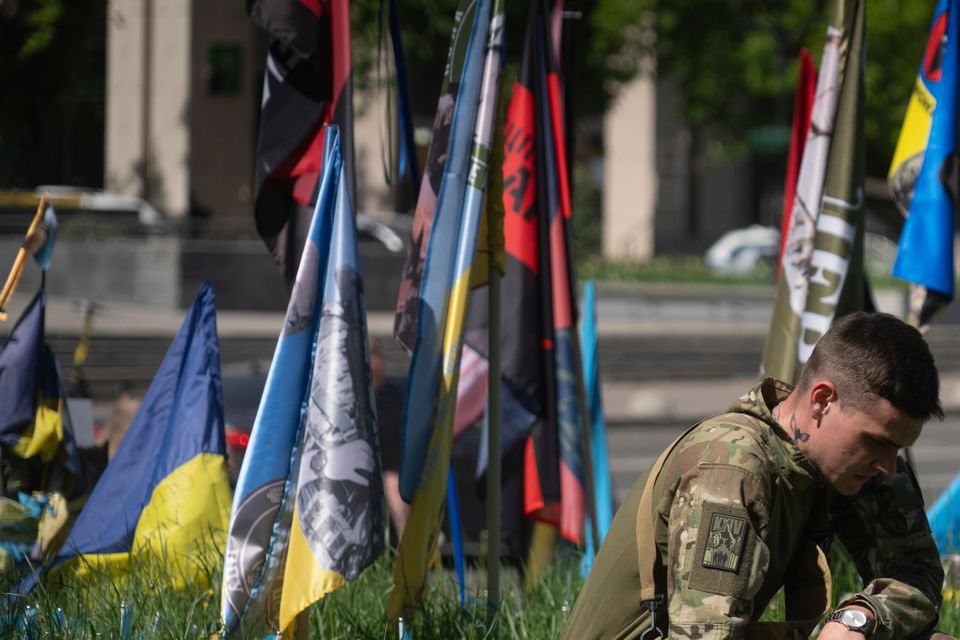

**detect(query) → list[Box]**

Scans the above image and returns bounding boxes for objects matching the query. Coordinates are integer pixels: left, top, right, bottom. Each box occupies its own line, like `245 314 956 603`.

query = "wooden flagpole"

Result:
0 197 47 319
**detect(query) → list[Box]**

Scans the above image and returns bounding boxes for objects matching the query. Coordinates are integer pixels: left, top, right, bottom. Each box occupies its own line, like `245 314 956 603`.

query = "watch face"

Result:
841 609 869 629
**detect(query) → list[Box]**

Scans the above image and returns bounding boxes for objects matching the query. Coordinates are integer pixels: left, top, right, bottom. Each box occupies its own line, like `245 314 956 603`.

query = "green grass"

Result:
2 546 958 638
577 255 777 285
574 255 912 290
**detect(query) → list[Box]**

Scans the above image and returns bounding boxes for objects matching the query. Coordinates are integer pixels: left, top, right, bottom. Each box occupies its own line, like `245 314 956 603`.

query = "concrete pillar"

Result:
149 0 191 217
603 74 657 262
105 0 147 197
354 73 397 215
104 0 191 218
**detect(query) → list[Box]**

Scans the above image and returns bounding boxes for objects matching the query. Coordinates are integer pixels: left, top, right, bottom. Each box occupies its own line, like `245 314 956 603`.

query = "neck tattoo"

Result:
790 413 809 444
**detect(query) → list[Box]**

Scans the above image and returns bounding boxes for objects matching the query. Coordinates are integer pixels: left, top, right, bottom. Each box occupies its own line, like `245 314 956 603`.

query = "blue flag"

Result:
222 126 383 636
928 469 960 554
579 281 613 575
0 292 45 444
32 204 57 271
890 0 959 327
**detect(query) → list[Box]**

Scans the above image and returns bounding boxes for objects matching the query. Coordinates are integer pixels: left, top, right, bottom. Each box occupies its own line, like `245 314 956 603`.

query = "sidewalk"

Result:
7 290 960 421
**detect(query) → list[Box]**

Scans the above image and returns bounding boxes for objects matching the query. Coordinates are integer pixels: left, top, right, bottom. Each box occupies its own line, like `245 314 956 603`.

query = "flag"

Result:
456 0 586 547
0 200 56 320
249 0 355 288
30 204 57 271
12 283 231 593
387 0 502 619
0 291 76 471
393 0 491 352
580 281 612 575
889 0 959 330
222 126 383 636
763 0 867 384
507 0 584 543
928 468 960 553
777 49 816 275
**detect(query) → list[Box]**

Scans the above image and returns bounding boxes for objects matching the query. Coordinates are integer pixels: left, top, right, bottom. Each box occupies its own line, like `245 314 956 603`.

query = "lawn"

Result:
3 544 958 638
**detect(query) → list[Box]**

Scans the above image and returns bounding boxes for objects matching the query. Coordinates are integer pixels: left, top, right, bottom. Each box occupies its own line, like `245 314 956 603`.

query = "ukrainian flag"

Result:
20 283 231 588
0 290 74 468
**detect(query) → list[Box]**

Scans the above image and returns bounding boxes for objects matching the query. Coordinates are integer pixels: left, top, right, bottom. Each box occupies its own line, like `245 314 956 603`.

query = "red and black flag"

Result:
461 0 584 544
248 0 355 288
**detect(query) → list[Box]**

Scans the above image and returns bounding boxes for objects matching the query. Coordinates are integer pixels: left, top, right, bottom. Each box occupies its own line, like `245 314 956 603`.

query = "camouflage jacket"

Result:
562 379 943 640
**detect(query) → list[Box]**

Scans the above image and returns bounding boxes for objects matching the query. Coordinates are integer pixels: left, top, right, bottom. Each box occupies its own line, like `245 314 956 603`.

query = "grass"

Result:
2 545 958 638
577 255 777 286
574 254 912 290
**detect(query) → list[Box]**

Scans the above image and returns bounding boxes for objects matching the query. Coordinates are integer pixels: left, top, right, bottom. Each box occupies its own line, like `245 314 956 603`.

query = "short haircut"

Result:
797 312 943 421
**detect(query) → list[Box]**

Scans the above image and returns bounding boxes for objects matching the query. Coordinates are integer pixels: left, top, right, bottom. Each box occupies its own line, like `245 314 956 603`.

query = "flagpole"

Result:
0 197 47 316
485 237 502 626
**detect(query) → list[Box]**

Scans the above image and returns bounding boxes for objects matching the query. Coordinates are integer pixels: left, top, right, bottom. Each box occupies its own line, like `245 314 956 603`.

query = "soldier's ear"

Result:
808 381 836 424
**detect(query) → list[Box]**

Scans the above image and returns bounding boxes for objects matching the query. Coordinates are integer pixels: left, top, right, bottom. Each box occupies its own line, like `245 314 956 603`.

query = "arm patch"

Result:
689 502 755 596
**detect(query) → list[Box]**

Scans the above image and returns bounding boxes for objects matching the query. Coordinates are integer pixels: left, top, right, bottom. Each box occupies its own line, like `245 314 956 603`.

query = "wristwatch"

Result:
826 608 873 636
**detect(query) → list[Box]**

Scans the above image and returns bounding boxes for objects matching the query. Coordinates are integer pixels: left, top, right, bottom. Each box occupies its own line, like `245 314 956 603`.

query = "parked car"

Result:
704 224 780 274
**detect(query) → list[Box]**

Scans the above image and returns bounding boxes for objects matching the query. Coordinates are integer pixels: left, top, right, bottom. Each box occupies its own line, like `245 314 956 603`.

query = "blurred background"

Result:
3 0 960 547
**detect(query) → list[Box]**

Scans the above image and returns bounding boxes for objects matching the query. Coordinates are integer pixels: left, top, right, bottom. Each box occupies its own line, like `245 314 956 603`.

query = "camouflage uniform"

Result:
562 379 943 640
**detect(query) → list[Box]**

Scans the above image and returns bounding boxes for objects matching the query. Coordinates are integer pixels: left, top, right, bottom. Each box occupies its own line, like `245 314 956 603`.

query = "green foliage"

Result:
586 0 939 176
18 0 65 60
0 0 106 188
571 165 602 261
349 1 630 121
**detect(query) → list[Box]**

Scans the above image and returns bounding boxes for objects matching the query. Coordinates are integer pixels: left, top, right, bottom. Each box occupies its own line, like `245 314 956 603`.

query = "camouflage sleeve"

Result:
831 459 944 640
660 437 772 640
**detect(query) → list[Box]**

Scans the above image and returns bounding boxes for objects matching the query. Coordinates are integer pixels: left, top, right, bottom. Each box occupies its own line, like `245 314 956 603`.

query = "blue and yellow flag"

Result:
889 0 959 329
0 290 74 467
388 0 502 620
222 126 383 637
11 283 230 594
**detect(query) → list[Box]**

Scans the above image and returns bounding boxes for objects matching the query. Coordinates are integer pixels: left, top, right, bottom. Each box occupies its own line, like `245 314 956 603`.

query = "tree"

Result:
0 0 106 189
587 0 935 177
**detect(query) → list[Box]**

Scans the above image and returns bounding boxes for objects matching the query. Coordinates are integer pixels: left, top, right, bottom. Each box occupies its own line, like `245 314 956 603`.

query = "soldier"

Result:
563 312 954 640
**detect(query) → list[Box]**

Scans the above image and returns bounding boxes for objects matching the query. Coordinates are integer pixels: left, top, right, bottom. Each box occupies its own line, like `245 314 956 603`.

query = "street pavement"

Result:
3 285 959 509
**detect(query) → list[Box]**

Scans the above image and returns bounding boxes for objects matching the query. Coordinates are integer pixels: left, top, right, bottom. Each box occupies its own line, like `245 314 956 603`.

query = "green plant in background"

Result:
571 164 603 262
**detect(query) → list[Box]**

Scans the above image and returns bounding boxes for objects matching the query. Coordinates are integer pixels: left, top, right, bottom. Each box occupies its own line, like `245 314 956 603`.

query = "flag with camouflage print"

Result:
222 127 383 636
888 0 960 331
388 0 502 619
763 0 868 384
